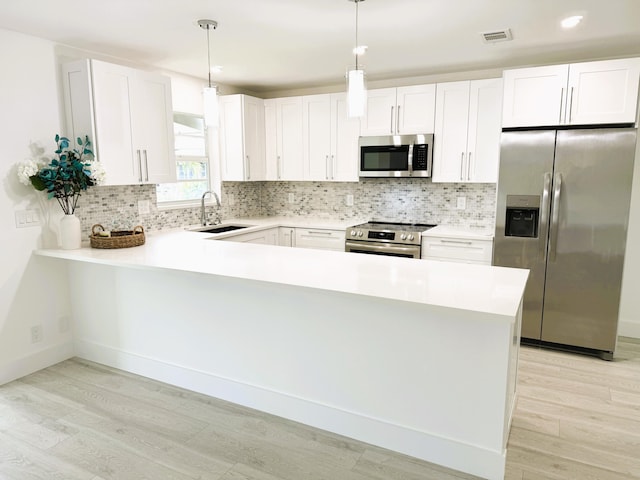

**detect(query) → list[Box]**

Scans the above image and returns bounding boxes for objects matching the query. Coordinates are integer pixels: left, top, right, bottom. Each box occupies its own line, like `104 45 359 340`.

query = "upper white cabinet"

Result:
432 78 503 183
502 58 640 127
360 85 436 136
61 59 176 185
302 93 360 181
264 97 304 181
219 94 265 181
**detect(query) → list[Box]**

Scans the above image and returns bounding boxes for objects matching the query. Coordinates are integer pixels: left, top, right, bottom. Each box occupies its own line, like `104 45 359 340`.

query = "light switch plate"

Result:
346 194 354 206
15 209 41 228
456 197 466 210
138 200 150 215
288 193 295 204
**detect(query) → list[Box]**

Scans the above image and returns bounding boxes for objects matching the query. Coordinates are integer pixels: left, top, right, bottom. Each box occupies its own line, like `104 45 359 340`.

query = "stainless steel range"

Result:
345 221 437 258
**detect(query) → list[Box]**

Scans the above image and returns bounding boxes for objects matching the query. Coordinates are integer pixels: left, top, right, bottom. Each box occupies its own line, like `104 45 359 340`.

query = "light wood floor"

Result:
1 338 639 480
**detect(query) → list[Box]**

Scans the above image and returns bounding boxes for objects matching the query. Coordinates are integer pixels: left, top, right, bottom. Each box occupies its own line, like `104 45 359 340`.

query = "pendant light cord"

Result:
206 25 212 88
354 0 359 71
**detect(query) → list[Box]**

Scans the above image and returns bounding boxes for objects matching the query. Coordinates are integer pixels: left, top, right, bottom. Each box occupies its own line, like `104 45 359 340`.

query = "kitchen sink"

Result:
187 224 253 234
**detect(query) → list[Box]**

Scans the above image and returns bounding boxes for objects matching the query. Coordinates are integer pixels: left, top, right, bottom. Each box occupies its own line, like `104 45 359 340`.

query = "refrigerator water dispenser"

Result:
505 195 539 238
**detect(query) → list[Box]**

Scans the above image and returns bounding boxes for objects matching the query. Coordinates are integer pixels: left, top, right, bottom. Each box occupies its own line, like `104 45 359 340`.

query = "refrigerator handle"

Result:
549 173 562 262
540 172 552 259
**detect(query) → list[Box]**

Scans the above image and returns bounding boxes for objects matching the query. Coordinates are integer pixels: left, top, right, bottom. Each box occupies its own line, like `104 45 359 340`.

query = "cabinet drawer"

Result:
421 236 493 264
294 228 346 251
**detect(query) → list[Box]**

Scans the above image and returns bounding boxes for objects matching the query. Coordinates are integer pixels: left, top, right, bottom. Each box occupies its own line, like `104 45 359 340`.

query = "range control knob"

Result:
358 231 364 237
408 234 415 241
400 234 407 240
350 230 356 236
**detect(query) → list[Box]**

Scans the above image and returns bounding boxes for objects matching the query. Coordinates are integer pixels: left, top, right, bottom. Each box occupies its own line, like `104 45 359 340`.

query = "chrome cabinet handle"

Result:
467 152 472 181
396 105 401 133
291 228 295 247
143 150 149 182
325 155 330 180
460 152 465 181
136 149 143 182
246 155 250 180
277 155 281 180
330 155 335 180
549 173 562 262
440 239 473 245
540 172 552 260
559 87 565 123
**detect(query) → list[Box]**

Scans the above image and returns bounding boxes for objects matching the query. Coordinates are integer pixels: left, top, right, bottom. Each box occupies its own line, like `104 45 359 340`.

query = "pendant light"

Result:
346 0 367 118
198 19 219 128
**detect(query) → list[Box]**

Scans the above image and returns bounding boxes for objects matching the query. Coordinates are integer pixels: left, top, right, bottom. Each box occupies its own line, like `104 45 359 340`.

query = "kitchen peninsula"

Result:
35 228 528 480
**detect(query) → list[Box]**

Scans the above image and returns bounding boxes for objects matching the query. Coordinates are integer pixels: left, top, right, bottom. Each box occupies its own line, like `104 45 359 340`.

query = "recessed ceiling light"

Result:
561 15 583 29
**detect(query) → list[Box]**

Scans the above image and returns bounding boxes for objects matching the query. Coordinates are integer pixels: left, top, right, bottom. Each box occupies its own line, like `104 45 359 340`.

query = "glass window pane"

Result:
156 180 209 203
174 113 206 157
177 160 208 181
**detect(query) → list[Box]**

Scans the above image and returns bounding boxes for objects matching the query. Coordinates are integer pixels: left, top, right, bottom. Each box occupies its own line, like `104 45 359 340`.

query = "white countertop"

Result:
36 221 527 320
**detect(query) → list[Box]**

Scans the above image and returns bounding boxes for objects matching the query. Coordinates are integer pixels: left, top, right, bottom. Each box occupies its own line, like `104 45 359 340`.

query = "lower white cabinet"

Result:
294 228 346 251
421 235 493 265
279 227 296 247
226 228 278 245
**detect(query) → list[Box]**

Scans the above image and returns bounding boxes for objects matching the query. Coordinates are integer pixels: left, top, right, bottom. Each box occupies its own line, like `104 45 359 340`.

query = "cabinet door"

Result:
278 97 304 180
502 65 569 128
278 227 295 247
432 81 470 183
264 99 278 180
466 78 502 183
133 71 176 184
90 60 138 185
242 95 265 181
396 84 436 134
361 88 396 136
568 58 640 125
294 228 346 251
227 228 278 245
219 95 245 181
330 93 360 181
303 94 332 180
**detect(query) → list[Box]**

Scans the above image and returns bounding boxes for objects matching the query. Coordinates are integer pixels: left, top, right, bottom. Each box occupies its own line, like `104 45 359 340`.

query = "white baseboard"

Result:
0 341 74 386
619 319 640 339
75 339 506 480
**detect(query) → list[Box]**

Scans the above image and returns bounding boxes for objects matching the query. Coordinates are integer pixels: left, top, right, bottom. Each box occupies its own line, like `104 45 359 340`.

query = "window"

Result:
156 113 210 205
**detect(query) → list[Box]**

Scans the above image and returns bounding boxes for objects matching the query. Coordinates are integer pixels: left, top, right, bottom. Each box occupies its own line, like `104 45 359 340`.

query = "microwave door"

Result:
360 145 410 177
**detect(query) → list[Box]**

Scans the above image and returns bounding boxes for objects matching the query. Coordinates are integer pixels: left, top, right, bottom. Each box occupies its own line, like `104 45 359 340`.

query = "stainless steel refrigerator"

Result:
493 128 637 359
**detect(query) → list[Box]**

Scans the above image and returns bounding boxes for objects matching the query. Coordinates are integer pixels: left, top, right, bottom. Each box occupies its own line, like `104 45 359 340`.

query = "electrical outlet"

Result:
228 193 235 206
346 194 354 206
31 325 43 343
456 196 467 210
288 193 295 204
138 200 150 215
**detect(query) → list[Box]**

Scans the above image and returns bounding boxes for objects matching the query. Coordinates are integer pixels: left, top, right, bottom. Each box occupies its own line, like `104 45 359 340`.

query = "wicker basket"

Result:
90 224 145 249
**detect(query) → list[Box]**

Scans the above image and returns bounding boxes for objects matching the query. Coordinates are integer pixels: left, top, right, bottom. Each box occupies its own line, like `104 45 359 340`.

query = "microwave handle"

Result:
390 106 394 134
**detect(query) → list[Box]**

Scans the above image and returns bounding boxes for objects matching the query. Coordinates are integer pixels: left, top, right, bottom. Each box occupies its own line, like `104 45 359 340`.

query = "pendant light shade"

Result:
198 19 219 127
346 0 367 118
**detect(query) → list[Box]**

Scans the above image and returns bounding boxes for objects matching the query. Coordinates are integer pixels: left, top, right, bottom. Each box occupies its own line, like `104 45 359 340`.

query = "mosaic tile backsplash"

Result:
71 179 496 239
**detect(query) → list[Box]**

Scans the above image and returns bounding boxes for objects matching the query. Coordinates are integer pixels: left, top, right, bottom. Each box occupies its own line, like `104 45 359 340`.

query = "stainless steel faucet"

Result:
201 190 221 226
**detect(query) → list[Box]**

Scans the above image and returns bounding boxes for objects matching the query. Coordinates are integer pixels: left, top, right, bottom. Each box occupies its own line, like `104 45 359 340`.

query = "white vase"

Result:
59 213 82 249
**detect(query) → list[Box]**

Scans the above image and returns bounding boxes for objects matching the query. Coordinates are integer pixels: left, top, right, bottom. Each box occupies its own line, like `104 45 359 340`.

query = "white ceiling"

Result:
1 0 640 93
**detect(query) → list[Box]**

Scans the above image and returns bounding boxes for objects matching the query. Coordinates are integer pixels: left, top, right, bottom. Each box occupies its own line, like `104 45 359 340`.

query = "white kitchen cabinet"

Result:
61 59 176 185
360 85 436 136
226 228 278 245
219 94 265 181
422 235 493 265
302 93 360 181
502 58 640 127
432 78 503 183
294 228 346 251
264 97 304 180
278 227 296 247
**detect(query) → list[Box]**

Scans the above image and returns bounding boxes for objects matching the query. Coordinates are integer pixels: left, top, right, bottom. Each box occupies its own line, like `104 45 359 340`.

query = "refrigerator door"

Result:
541 128 636 352
494 130 556 339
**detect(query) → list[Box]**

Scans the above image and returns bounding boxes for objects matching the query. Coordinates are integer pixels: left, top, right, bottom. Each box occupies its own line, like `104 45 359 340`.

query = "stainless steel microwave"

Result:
359 134 434 178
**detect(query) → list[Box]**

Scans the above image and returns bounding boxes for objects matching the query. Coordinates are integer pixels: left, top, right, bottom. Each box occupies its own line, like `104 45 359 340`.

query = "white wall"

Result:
619 129 640 338
0 28 74 384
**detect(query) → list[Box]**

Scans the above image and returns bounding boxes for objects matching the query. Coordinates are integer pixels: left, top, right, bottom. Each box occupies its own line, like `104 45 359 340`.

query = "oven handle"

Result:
345 240 420 258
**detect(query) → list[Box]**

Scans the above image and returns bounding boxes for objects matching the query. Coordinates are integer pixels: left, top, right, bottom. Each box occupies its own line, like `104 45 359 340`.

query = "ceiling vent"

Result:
481 29 513 43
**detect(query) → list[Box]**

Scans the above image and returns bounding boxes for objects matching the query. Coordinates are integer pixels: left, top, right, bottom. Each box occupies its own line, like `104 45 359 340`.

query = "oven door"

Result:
345 240 421 259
